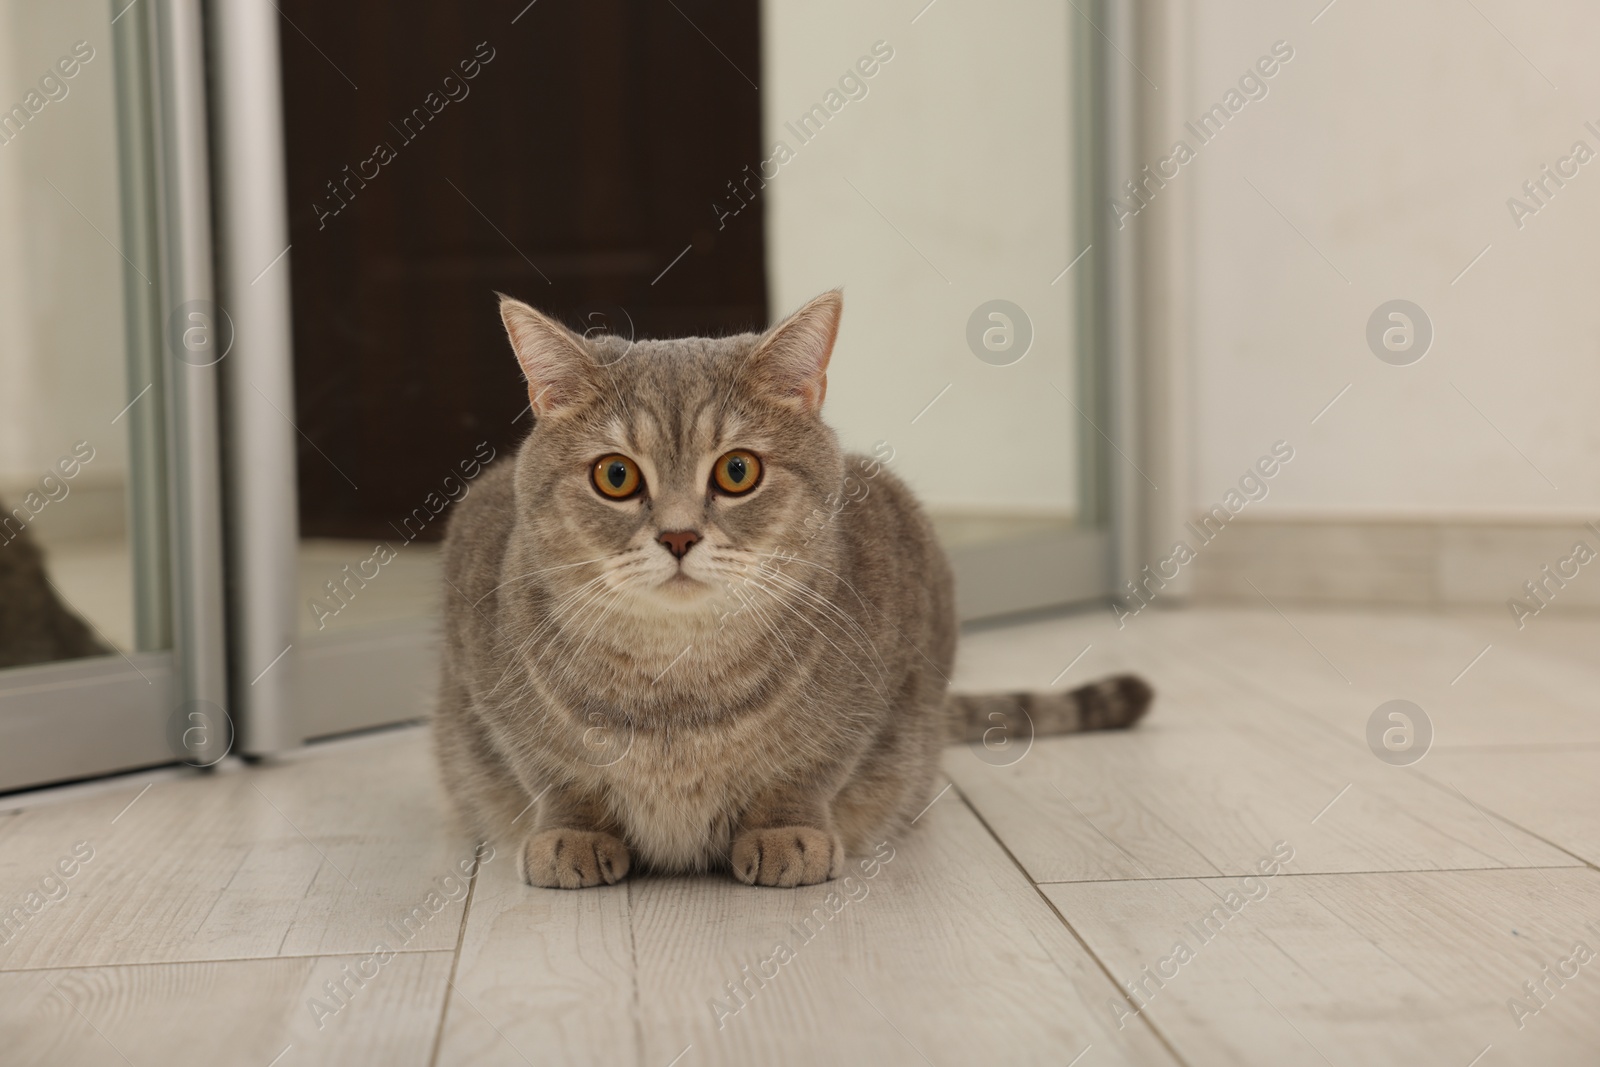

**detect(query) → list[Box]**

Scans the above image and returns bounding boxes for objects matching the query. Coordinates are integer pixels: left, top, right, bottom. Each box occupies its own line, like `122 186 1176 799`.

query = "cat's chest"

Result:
601 722 777 869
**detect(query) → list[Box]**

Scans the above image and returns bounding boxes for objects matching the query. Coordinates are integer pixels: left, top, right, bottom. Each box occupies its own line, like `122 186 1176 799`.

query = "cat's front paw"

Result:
521 829 631 889
730 826 843 887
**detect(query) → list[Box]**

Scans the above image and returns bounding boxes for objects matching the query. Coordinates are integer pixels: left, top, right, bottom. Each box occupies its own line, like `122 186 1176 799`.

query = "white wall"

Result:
761 0 1077 517
1166 0 1600 522
0 0 128 505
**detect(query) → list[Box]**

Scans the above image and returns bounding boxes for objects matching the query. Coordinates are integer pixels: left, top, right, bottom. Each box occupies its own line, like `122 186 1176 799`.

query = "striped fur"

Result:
947 674 1154 744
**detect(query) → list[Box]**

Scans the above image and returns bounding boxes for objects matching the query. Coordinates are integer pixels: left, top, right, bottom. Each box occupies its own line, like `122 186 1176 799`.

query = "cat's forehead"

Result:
599 404 751 460
589 332 763 455
592 331 756 373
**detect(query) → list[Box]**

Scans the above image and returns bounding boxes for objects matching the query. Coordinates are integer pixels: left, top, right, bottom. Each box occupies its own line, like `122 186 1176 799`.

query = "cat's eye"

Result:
592 454 643 499
712 450 762 495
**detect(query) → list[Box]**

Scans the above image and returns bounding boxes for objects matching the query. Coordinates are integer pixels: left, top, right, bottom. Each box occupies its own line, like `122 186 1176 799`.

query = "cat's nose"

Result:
657 529 701 560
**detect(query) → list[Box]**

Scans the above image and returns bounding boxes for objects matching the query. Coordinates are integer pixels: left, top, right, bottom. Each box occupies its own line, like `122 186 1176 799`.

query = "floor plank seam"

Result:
0 947 455 975
427 844 482 1067
1032 864 1595 886
625 876 645 1067
1408 767 1600 873
947 781 1196 1067
1434 742 1600 753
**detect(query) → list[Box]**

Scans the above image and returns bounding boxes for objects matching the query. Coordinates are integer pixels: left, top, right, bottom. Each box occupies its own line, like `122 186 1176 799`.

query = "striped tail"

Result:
946 674 1153 745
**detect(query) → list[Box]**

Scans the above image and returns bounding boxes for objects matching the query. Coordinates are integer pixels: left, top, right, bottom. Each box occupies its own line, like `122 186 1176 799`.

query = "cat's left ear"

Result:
748 289 841 414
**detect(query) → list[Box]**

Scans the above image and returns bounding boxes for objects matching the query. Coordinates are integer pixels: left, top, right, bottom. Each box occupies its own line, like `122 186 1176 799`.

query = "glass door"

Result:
0 0 227 791
760 0 1116 620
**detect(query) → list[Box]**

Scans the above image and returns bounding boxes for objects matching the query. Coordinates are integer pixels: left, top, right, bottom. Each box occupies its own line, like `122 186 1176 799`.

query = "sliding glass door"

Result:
760 0 1117 620
0 0 226 792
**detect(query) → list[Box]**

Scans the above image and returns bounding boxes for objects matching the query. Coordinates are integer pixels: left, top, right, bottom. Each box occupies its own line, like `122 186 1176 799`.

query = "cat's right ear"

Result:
497 294 594 417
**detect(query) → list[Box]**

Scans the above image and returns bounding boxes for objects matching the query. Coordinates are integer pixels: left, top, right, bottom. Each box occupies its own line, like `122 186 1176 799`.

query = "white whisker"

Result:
743 576 891 705
474 553 615 606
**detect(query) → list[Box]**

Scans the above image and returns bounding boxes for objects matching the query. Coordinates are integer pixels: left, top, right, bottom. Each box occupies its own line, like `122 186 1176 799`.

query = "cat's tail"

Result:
945 674 1153 745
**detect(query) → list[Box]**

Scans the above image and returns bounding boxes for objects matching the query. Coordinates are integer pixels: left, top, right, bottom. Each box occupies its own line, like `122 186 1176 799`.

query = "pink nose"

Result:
657 529 700 559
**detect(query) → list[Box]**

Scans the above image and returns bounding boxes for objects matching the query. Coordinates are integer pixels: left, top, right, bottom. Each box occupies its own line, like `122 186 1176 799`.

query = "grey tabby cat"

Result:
434 290 1152 889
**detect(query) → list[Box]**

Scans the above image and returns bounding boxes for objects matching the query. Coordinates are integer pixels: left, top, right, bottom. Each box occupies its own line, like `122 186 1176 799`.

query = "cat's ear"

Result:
497 294 594 417
748 289 841 413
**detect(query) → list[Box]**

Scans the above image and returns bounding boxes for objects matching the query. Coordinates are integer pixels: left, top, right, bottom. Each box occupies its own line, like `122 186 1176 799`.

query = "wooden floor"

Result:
2 604 1597 1066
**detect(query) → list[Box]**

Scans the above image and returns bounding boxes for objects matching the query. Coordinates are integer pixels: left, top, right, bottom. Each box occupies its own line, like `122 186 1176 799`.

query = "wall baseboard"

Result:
1182 518 1600 612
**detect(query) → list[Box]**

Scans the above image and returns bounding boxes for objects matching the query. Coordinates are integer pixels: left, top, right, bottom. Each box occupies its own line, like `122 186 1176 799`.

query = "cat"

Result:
433 290 1152 888
0 503 107 669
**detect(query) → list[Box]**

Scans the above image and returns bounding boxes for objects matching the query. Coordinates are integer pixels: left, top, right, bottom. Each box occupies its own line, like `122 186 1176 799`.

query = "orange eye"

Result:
712 450 762 495
592 454 642 499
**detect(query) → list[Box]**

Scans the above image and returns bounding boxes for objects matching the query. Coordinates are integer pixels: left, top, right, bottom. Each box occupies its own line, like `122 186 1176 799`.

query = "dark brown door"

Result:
276 0 767 538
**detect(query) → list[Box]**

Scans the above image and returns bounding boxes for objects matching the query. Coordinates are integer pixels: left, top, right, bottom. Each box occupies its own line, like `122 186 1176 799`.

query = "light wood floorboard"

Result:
0 951 455 1066
433 842 637 1066
947 620 1577 882
620 794 1175 1067
1046 868 1600 1067
435 791 1177 1066
0 733 474 970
